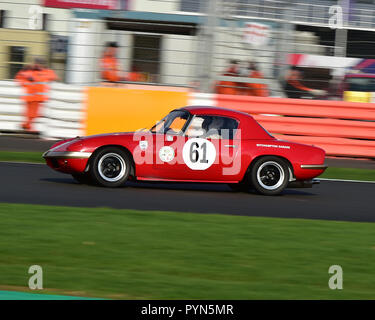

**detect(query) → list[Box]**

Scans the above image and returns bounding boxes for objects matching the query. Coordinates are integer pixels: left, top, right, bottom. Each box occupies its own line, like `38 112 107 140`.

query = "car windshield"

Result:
150 110 190 135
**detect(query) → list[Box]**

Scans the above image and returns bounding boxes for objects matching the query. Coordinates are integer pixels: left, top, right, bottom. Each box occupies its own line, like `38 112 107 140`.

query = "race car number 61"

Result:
182 138 216 170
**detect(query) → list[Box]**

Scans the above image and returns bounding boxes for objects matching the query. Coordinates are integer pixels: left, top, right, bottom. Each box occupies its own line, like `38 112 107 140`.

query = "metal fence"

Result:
1 0 375 98
186 0 375 30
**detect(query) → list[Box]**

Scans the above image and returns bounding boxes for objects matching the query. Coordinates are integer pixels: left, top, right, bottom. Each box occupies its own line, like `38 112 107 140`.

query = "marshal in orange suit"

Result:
15 58 58 131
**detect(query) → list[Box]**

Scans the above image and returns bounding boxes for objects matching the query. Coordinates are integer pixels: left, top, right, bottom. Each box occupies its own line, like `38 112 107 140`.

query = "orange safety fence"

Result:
274 135 375 158
216 94 375 158
253 115 375 140
217 94 375 120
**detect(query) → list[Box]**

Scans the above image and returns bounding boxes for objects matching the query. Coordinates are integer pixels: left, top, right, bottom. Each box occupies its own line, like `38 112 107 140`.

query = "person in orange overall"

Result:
39 58 58 89
15 64 32 100
15 58 57 131
100 42 125 83
284 67 325 99
15 63 39 131
215 60 240 95
247 62 269 97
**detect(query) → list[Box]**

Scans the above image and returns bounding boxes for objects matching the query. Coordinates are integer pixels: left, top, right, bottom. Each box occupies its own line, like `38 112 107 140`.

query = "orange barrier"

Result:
85 86 189 135
216 94 375 158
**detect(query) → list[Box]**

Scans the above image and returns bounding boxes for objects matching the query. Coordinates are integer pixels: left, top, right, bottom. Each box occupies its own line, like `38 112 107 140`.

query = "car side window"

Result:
186 115 238 140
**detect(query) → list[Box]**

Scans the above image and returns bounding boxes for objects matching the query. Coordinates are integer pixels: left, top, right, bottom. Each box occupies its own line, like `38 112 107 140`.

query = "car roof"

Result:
176 106 272 140
179 105 254 120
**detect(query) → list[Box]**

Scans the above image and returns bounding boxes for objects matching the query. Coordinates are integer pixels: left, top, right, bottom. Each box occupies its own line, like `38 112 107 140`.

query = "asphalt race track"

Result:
0 162 373 223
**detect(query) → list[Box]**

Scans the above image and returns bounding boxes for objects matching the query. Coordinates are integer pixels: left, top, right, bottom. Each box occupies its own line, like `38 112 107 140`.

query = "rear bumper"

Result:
300 164 328 170
293 163 327 181
288 179 320 188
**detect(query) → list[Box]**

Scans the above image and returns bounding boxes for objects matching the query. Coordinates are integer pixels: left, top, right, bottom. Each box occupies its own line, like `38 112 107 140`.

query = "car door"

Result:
149 113 242 182
151 110 192 180
181 115 242 182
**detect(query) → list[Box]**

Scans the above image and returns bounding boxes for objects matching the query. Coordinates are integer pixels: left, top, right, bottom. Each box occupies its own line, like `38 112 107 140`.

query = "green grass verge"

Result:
0 203 375 299
320 167 375 182
0 151 374 181
0 151 43 163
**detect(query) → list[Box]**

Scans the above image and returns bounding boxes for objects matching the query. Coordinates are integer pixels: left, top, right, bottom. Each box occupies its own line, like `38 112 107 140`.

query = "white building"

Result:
0 0 324 92
0 0 202 85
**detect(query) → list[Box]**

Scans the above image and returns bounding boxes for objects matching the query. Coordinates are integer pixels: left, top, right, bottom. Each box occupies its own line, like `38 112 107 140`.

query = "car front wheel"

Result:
250 156 289 195
89 147 131 187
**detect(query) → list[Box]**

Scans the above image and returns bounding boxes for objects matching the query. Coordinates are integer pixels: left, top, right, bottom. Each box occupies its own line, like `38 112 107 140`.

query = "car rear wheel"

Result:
251 156 289 195
89 147 131 187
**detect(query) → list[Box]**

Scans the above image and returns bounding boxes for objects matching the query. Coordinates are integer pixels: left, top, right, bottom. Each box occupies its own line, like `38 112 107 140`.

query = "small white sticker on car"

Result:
139 140 148 150
159 146 175 162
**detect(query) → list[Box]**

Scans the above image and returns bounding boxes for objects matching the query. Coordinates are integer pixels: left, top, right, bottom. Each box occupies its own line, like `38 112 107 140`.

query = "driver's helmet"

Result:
202 117 212 133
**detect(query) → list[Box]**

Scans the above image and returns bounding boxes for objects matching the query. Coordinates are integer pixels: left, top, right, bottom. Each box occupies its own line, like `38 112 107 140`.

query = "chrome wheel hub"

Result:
257 161 285 190
98 153 126 182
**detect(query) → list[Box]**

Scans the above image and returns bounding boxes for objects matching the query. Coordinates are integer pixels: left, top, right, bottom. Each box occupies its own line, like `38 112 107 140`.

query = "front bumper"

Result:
42 151 92 159
43 151 92 173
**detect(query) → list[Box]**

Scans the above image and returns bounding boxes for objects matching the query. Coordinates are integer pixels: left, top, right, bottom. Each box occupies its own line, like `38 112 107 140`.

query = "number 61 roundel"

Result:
182 138 216 170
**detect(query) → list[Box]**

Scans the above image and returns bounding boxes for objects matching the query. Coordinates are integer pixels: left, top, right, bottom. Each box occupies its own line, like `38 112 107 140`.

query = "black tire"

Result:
228 180 249 192
89 147 131 187
72 173 92 185
250 156 289 195
228 168 252 192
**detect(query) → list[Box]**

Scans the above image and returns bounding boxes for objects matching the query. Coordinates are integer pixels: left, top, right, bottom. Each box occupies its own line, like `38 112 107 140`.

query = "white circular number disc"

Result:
159 146 175 162
182 138 216 170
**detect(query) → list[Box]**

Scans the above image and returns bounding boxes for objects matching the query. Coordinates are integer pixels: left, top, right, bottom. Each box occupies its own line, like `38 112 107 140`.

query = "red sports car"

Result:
43 106 327 195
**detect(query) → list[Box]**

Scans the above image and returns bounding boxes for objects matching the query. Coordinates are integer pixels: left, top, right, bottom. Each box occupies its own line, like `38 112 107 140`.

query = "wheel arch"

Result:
84 144 136 178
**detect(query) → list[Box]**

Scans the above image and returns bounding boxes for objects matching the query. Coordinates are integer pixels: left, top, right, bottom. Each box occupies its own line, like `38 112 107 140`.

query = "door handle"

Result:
224 145 237 148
